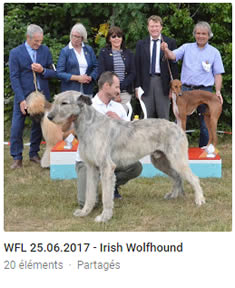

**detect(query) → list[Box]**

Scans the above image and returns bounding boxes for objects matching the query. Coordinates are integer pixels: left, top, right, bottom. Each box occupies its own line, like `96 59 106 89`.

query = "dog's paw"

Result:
164 192 178 200
195 196 206 206
95 209 113 223
73 208 83 217
73 208 89 217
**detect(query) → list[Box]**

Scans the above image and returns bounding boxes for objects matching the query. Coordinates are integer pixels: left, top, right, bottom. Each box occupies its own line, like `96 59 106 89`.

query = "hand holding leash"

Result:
160 41 168 52
216 91 223 105
31 63 44 73
161 37 174 81
20 100 27 115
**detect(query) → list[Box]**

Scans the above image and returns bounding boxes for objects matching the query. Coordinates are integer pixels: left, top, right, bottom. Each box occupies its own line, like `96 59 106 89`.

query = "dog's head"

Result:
170 79 182 97
47 90 92 124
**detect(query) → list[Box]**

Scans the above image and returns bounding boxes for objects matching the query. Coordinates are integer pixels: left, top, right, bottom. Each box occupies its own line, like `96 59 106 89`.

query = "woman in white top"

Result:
57 23 98 97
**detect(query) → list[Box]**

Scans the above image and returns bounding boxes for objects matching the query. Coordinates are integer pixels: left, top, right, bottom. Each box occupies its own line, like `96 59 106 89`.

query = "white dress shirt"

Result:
69 41 87 75
150 35 161 74
92 94 128 120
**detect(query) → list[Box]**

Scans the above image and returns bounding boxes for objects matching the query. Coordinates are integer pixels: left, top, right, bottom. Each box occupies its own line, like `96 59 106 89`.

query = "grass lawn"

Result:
4 134 232 232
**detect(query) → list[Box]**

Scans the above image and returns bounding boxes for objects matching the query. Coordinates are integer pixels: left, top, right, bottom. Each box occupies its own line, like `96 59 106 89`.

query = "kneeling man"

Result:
76 71 142 207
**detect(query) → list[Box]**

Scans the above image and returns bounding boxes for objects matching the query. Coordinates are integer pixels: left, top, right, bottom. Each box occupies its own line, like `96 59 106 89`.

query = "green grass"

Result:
4 134 232 232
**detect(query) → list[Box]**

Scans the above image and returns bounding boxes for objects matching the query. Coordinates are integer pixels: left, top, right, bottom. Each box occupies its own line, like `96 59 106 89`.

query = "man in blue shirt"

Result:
9 24 56 169
161 21 224 147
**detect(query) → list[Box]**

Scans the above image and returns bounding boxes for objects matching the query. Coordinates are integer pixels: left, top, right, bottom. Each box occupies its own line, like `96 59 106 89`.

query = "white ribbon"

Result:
137 87 147 119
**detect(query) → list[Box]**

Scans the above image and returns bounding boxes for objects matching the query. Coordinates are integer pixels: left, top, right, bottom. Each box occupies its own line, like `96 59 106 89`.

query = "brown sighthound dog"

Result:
170 79 222 147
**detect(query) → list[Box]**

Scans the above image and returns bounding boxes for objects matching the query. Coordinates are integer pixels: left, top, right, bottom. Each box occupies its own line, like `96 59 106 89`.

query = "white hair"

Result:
70 23 87 42
26 24 43 38
193 21 213 39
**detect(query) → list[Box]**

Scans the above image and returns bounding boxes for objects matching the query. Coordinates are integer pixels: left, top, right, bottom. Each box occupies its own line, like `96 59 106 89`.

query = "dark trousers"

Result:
76 161 143 206
182 85 213 147
142 75 170 119
10 102 42 160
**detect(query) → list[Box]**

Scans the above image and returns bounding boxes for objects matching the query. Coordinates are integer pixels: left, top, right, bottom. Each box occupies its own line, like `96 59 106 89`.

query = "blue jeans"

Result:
10 102 42 160
182 85 213 147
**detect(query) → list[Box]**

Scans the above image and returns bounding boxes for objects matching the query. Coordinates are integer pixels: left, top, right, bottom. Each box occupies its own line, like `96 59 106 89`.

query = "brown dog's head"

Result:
170 79 182 97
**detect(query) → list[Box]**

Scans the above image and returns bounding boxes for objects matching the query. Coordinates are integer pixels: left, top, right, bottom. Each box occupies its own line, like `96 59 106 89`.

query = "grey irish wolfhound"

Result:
48 90 205 222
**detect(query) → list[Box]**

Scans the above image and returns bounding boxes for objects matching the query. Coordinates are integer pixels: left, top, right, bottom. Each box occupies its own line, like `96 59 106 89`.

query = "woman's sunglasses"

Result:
111 34 122 39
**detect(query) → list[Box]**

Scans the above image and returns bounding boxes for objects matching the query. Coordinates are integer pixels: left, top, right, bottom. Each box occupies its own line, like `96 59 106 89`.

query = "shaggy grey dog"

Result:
48 90 205 222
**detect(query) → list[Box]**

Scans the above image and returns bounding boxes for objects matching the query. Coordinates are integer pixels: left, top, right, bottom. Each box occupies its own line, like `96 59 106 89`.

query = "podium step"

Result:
50 141 221 179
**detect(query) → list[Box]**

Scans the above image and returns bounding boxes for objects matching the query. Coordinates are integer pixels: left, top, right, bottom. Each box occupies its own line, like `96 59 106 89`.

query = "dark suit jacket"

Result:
56 44 98 95
9 42 56 103
135 34 178 95
98 47 136 93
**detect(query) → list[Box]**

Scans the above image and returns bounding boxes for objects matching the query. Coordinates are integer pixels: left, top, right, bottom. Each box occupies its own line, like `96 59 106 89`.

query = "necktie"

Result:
32 49 37 63
151 39 158 75
32 49 40 89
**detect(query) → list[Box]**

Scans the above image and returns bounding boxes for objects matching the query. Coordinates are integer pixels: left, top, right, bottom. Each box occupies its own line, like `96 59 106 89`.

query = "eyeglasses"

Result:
72 34 82 39
111 34 122 39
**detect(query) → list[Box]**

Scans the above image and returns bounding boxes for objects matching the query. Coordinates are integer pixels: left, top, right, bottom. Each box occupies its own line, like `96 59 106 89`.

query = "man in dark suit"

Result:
135 15 178 119
9 24 56 169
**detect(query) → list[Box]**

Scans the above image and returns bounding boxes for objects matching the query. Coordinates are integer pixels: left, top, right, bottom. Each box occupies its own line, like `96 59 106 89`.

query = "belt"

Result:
183 84 213 90
150 73 161 77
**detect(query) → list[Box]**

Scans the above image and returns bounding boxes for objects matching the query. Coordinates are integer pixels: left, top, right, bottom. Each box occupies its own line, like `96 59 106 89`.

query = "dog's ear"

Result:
29 113 44 123
77 95 92 106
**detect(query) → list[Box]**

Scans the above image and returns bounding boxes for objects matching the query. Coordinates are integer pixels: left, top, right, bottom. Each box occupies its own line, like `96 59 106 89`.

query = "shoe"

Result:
114 186 122 199
30 155 41 164
10 159 23 169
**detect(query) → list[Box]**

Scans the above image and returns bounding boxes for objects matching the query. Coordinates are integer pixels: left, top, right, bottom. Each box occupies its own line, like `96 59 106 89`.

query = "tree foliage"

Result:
4 3 232 128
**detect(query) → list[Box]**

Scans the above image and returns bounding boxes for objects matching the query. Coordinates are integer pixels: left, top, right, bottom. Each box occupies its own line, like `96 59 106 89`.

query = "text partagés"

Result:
77 259 120 271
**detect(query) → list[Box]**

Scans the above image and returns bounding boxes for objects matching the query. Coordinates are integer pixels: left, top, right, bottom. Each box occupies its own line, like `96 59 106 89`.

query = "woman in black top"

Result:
98 26 136 111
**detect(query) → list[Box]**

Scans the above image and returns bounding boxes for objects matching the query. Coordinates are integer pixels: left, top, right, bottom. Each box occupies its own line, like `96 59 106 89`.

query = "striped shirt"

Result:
112 50 125 83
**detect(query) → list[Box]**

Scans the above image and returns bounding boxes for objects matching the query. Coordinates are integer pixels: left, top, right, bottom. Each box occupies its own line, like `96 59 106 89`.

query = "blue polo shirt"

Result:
173 42 225 87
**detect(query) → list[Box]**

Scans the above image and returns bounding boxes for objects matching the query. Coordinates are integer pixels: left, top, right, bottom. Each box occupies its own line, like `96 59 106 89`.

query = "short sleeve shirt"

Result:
173 42 224 86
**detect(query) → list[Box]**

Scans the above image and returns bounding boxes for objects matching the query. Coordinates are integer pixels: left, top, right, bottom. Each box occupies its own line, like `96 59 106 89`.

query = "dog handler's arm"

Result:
106 111 121 120
161 42 176 61
31 63 44 73
214 74 223 105
20 100 27 115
